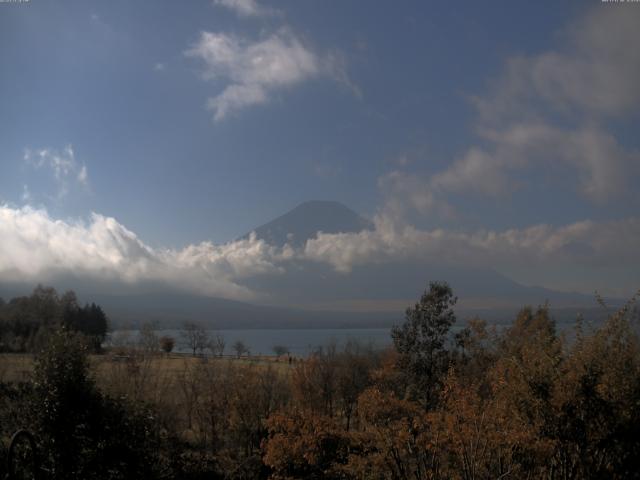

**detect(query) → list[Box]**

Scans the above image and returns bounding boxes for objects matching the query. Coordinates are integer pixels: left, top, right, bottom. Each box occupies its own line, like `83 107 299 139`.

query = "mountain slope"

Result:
242 200 374 247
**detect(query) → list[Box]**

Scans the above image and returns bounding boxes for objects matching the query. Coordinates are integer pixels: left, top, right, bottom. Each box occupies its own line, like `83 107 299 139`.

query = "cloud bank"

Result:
302 215 640 277
0 205 291 301
1 205 638 300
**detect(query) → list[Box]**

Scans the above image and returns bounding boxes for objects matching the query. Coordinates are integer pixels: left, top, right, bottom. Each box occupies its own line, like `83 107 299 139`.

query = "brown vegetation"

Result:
1 282 639 479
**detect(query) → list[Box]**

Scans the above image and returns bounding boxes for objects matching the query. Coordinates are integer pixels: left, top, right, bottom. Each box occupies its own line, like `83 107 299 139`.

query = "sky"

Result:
0 0 639 301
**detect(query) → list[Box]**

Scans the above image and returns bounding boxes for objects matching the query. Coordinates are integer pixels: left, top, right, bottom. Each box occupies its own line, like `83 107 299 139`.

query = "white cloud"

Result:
474 6 640 123
378 171 439 219
301 214 640 283
186 29 356 120
0 205 290 301
212 0 272 17
23 144 89 199
0 204 637 300
382 6 640 216
323 50 362 99
153 62 166 72
431 123 636 203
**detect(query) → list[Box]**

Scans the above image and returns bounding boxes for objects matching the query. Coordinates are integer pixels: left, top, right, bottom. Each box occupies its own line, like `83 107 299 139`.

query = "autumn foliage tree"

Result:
263 286 640 480
3 282 640 480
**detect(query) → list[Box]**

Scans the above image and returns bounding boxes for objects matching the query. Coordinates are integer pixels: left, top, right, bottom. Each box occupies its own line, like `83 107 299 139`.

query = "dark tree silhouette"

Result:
272 345 289 356
233 340 248 358
0 286 108 353
391 281 457 409
159 335 175 354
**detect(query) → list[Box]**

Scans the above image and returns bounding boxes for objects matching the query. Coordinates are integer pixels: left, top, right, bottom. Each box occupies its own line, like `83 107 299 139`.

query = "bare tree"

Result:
181 321 209 356
138 321 159 354
109 327 133 354
209 332 226 357
233 340 249 358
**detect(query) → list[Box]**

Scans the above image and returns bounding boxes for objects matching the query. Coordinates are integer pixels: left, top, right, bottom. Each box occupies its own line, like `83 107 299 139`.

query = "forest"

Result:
0 282 639 479
0 285 108 353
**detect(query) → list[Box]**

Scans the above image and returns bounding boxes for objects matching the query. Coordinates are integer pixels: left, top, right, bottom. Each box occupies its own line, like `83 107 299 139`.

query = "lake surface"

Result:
110 328 393 356
109 318 591 357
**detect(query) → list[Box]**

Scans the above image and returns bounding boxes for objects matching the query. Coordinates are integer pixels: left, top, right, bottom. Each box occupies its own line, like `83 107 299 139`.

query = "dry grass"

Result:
1 351 294 405
1 350 295 458
5 351 291 397
0 352 293 376
0 353 33 383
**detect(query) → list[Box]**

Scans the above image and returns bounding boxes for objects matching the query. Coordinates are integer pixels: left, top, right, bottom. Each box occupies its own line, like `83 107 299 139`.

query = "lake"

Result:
109 317 593 357
109 328 394 357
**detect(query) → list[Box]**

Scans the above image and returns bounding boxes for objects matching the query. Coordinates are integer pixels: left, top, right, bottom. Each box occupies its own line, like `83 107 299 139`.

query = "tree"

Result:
343 386 436 479
0 286 108 353
159 335 175 354
139 321 159 354
272 345 289 357
453 317 496 383
181 321 209 356
291 345 339 417
500 304 556 359
233 340 248 358
30 328 165 479
391 281 457 409
30 285 61 327
489 296 640 478
209 332 226 356
31 328 98 478
336 340 375 430
85 303 108 347
264 410 352 479
62 298 108 352
432 370 537 479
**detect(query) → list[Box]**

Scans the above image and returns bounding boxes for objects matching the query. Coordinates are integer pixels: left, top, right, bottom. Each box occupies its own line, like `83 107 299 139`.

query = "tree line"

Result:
121 320 250 358
0 285 108 353
0 281 639 479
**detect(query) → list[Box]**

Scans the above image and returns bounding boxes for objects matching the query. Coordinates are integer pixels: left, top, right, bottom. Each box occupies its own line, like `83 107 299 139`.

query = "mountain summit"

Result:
244 200 373 247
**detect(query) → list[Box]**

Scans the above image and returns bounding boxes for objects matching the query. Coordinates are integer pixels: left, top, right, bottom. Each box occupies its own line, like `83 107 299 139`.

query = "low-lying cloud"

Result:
0 205 291 301
1 204 638 300
303 214 640 276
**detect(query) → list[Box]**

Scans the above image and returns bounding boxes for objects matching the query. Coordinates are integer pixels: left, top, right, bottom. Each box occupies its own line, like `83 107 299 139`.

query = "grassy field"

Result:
0 353 33 383
0 351 294 385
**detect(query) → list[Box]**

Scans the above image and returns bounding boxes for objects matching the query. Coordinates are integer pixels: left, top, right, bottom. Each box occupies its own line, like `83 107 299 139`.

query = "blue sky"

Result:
1 0 639 299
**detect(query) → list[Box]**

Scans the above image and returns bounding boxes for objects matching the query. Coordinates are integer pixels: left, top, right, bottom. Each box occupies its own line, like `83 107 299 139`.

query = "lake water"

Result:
110 328 393 357
109 318 591 357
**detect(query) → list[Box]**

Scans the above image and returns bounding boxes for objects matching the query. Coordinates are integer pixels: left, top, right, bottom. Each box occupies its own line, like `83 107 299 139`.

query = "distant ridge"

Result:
242 200 373 247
